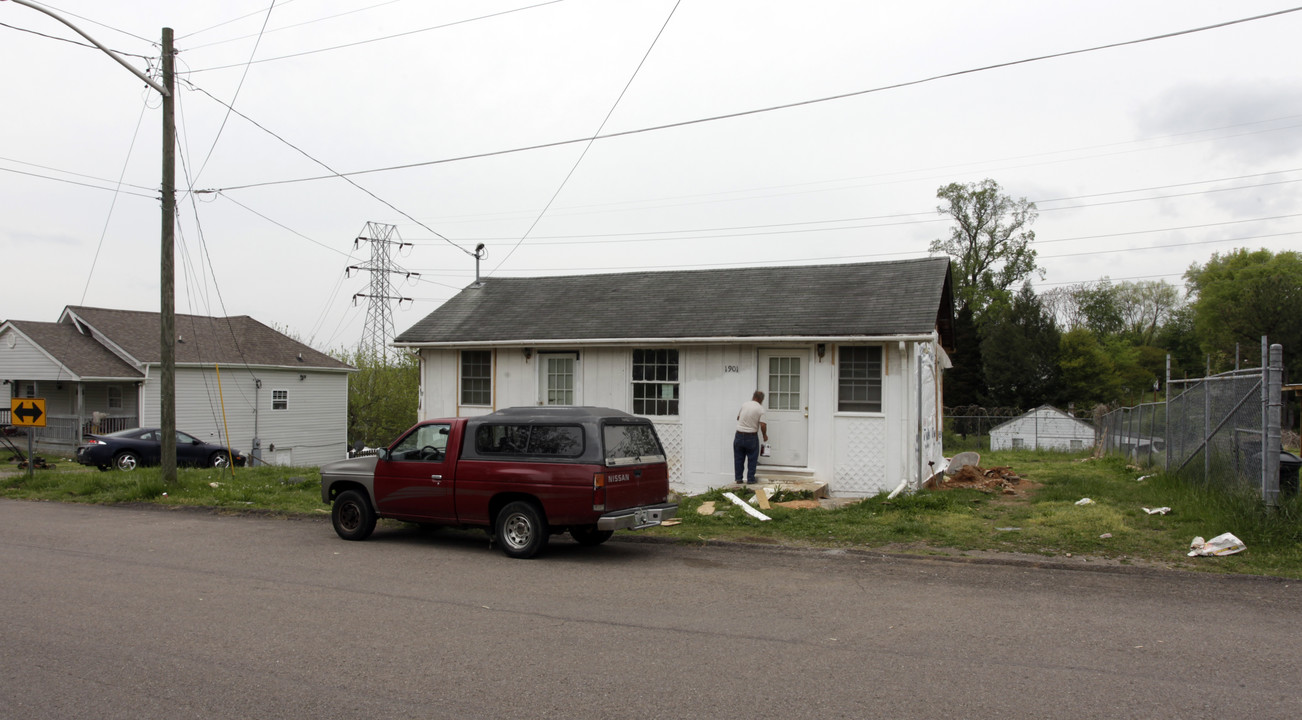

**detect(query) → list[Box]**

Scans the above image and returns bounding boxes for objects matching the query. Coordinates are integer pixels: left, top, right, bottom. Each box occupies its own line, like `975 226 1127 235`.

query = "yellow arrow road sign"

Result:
10 398 46 427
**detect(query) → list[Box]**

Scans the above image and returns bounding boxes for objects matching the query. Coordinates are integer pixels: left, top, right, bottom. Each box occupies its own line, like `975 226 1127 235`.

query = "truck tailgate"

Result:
601 461 669 510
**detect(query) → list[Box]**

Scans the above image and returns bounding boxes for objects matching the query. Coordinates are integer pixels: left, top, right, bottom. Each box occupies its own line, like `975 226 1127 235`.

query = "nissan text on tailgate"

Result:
320 407 677 558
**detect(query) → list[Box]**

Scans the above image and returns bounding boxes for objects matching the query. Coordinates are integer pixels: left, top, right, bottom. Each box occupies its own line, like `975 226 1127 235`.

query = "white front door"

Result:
538 353 580 406
759 350 808 467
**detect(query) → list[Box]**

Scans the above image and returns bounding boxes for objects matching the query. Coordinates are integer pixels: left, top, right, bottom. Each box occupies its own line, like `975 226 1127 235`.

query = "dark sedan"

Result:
76 428 247 471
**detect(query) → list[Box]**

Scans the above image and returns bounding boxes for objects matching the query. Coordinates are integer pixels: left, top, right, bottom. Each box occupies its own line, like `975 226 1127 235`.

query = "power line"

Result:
176 0 306 41
0 155 157 193
184 0 406 50
185 0 568 73
189 0 278 188
490 0 683 275
393 178 1302 248
0 20 154 58
0 165 156 199
80 97 151 305
184 80 470 255
392 113 1302 227
198 5 1302 194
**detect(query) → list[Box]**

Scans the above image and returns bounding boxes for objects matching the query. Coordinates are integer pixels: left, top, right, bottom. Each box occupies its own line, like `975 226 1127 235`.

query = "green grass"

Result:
648 450 1302 578
4 450 1300 577
0 459 323 515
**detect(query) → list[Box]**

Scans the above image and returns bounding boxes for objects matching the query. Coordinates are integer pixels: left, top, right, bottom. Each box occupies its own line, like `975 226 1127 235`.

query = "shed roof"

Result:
4 321 142 379
395 257 954 348
989 405 1096 434
59 306 353 371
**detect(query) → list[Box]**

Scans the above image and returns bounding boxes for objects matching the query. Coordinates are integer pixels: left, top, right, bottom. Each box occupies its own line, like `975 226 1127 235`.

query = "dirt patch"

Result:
773 499 823 509
934 465 1039 500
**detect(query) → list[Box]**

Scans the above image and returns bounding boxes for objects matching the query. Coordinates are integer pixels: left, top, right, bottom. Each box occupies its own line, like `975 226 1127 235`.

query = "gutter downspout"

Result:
917 343 925 489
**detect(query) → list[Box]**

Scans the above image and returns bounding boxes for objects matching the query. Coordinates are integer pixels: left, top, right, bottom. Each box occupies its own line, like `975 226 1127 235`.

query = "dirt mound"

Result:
938 465 1025 495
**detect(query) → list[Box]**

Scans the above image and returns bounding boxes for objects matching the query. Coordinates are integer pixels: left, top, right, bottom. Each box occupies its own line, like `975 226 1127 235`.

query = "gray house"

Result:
1 306 354 466
394 258 955 497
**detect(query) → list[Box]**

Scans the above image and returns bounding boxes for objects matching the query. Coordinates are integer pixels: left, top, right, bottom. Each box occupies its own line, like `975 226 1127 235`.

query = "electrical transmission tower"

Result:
348 222 418 362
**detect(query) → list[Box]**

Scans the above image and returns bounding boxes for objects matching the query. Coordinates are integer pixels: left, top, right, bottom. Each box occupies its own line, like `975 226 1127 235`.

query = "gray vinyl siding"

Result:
140 366 349 466
0 329 66 380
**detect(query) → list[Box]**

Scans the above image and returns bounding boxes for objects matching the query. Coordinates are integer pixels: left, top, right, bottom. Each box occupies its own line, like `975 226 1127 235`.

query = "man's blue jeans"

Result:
733 431 760 483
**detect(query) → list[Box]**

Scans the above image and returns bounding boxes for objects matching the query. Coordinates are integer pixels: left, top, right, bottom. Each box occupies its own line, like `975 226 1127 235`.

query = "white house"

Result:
393 258 956 497
989 405 1096 452
1 306 354 466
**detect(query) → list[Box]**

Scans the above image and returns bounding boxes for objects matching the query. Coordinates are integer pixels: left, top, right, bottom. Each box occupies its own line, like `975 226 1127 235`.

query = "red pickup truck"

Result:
320 407 677 558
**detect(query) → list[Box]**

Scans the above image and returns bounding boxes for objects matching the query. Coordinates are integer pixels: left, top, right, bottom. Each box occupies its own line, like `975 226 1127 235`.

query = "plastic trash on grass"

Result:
1142 506 1171 515
1075 498 1095 506
1188 533 1246 557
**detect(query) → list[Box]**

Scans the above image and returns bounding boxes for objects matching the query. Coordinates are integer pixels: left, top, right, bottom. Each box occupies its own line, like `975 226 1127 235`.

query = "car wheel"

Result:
114 451 139 472
570 525 613 546
332 490 376 541
209 452 230 468
496 501 548 559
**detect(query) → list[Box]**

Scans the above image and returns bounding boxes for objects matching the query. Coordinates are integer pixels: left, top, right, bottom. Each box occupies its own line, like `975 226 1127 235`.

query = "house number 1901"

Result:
723 365 740 373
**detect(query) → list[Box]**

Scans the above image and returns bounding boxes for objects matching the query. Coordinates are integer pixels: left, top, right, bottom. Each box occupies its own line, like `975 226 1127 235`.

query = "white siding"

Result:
417 337 944 497
990 407 1096 451
0 328 69 380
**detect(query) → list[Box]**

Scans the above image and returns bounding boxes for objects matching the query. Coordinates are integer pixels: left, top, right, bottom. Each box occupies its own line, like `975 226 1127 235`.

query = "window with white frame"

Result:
631 349 679 416
461 350 492 406
837 346 882 412
107 386 123 410
272 389 288 410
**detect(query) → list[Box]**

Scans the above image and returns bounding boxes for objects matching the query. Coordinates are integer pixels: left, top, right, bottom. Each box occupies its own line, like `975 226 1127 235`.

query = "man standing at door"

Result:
734 390 768 485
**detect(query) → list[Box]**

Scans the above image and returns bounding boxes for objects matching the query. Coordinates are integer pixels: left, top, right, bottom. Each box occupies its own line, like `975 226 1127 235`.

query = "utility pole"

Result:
160 28 177 483
3 1 177 480
348 222 416 363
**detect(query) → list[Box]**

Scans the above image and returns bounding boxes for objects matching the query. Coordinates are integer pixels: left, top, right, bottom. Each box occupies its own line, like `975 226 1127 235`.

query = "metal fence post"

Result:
1165 355 1172 470
1204 369 1212 483
1265 343 1283 506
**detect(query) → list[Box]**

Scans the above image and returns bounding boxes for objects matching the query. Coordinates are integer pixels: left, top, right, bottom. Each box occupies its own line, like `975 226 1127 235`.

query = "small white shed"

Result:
989 405 1095 452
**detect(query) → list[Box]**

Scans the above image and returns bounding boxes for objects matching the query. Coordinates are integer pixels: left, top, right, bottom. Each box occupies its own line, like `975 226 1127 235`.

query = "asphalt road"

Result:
2 500 1300 719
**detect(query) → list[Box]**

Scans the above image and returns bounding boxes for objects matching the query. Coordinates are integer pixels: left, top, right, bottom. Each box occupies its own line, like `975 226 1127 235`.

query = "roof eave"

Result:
395 332 941 349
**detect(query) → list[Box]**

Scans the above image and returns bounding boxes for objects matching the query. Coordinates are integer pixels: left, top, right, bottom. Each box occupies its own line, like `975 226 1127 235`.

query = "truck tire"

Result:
496 501 548 559
570 525 613 546
332 490 376 541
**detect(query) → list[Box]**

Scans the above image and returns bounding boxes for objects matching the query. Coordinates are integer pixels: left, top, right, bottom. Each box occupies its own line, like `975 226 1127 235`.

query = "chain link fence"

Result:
1097 341 1287 504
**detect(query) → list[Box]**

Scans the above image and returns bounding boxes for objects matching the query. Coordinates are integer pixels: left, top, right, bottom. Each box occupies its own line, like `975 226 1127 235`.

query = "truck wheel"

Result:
332 490 376 541
496 501 548 559
570 526 613 546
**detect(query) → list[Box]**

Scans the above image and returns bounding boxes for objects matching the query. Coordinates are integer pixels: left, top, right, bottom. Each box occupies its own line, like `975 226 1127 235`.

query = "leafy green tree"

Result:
932 179 1041 317
1076 279 1124 337
330 347 419 448
1057 328 1117 407
1116 280 1181 346
1155 304 1203 379
1185 248 1302 371
943 304 986 406
981 284 1060 408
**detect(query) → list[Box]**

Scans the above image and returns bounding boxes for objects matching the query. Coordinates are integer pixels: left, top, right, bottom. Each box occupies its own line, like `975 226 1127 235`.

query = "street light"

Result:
3 0 179 482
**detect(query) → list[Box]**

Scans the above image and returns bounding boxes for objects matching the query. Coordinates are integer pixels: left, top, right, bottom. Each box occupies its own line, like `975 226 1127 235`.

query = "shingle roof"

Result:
61 306 353 370
6 321 143 379
395 258 955 348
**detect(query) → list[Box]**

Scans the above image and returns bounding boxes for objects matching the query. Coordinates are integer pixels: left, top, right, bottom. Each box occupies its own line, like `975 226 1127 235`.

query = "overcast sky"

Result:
3 0 1300 350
